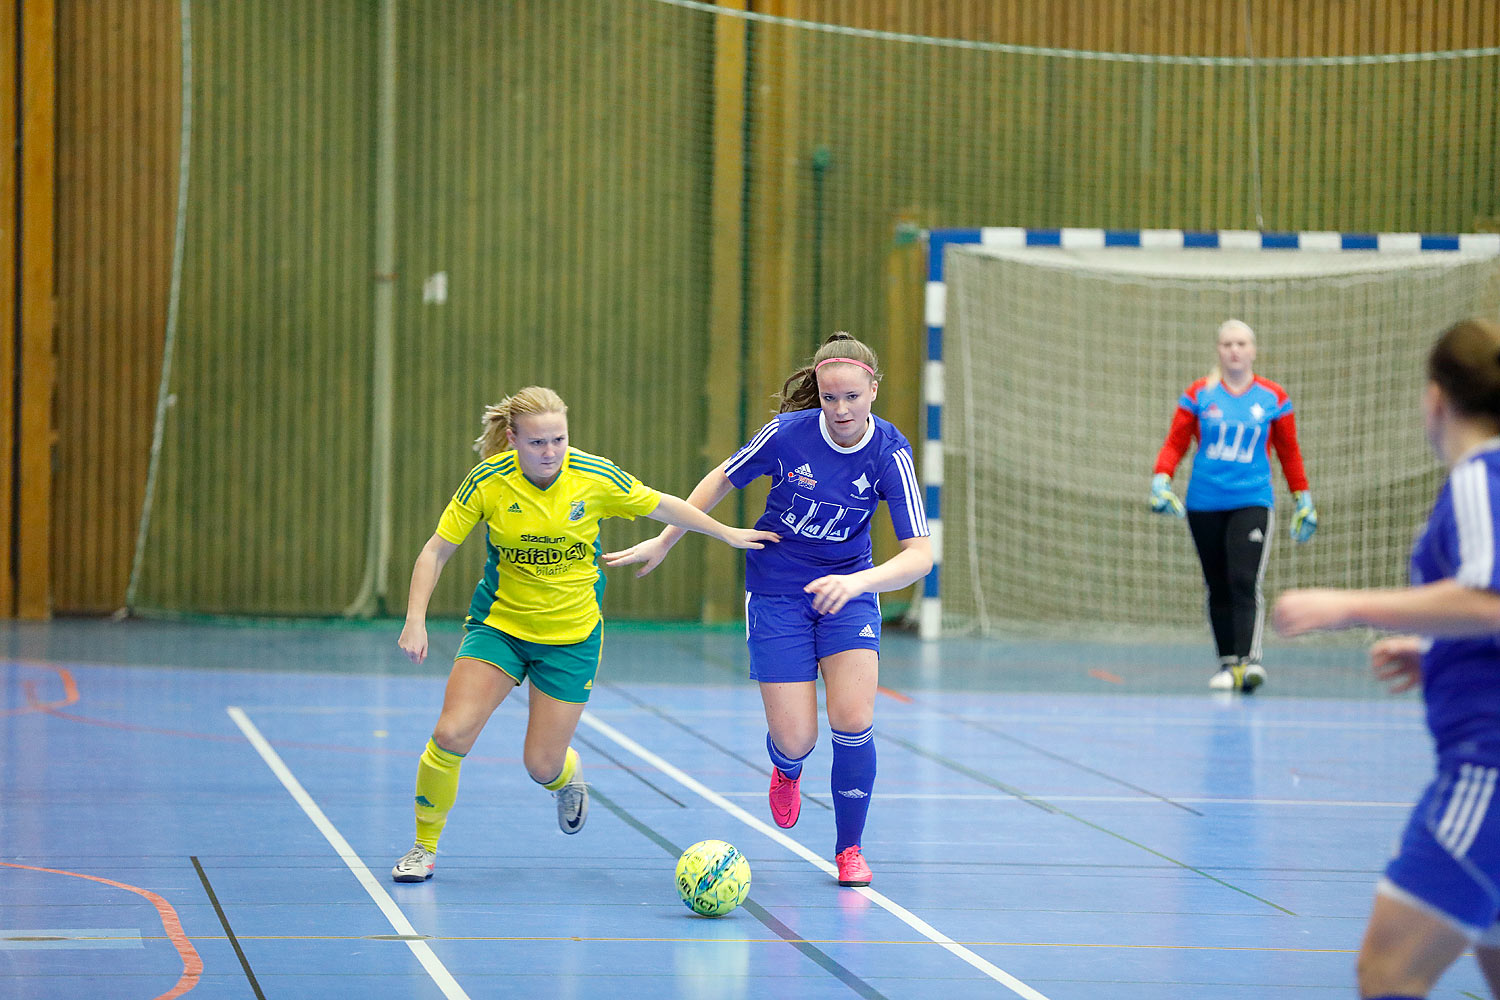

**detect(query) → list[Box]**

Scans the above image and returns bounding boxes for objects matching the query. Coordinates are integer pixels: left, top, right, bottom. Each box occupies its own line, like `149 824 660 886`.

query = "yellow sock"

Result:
542 746 579 791
413 738 464 852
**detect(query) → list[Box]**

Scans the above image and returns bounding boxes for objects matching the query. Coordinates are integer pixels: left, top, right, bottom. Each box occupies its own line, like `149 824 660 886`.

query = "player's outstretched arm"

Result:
1274 579 1500 638
398 533 460 664
602 464 739 578
641 493 777 549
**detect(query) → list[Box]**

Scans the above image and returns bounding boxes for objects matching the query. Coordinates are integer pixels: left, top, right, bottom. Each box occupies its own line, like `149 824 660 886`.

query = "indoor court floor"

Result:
0 617 1485 999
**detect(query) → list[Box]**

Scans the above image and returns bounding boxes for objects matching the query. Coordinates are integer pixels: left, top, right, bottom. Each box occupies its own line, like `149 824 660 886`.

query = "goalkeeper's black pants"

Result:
1186 505 1272 663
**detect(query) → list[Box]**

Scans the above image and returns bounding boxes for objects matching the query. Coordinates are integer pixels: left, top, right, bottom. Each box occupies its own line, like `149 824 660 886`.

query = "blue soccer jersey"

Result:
1412 441 1500 764
1175 376 1298 511
724 409 928 594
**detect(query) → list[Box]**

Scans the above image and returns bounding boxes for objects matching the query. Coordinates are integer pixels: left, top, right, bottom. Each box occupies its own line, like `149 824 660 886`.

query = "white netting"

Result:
939 244 1500 637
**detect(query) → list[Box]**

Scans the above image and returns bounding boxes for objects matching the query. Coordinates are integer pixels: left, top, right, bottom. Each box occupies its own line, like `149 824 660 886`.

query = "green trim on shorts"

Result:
455 620 603 704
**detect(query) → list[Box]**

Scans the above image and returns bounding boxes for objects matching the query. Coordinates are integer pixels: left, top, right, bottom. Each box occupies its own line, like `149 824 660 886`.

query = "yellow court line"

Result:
100 932 1371 954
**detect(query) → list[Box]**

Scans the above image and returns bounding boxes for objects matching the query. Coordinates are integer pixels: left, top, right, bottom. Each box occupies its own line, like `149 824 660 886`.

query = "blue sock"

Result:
831 725 876 854
766 732 812 781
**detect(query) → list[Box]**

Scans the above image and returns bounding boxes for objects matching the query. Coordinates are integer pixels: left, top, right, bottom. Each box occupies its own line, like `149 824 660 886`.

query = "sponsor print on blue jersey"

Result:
1411 442 1500 764
1183 378 1293 511
725 409 927 594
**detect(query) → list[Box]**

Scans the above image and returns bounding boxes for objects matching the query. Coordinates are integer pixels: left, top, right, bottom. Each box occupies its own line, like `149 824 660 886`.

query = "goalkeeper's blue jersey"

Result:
1181 377 1294 511
1412 440 1500 764
724 408 928 595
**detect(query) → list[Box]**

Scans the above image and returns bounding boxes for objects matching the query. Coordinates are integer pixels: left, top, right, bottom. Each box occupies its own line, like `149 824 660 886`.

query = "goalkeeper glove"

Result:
1290 490 1318 543
1149 473 1185 518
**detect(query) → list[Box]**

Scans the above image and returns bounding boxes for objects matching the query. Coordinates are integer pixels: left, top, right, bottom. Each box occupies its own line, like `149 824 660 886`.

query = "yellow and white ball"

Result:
675 839 751 916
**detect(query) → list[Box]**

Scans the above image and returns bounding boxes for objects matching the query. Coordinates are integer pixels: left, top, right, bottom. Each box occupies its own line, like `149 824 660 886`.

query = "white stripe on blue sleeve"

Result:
724 419 779 481
890 447 929 538
1453 461 1498 590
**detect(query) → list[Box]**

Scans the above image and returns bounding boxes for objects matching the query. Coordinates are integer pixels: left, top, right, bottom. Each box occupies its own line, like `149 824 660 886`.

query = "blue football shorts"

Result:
1381 760 1500 941
745 590 881 683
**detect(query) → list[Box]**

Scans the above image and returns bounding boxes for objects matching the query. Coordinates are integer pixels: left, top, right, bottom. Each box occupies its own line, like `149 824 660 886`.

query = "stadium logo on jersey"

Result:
568 500 586 522
789 463 818 489
852 473 871 495
858 623 876 638
507 502 522 513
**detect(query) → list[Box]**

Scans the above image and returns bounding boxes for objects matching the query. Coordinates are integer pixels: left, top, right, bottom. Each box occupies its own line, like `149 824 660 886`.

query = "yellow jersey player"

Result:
392 386 777 883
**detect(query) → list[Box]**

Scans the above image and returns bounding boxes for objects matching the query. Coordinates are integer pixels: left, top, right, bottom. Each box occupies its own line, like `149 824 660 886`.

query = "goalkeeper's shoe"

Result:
1209 660 1266 693
1149 473 1186 518
1290 491 1318 543
1240 661 1266 692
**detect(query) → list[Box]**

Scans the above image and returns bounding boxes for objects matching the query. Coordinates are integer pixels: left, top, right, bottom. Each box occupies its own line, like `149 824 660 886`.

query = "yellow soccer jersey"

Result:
435 447 662 644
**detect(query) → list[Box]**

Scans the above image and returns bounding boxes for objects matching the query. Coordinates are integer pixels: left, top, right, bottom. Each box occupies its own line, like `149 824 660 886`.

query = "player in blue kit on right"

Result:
1275 318 1500 1000
606 333 932 887
1151 319 1318 693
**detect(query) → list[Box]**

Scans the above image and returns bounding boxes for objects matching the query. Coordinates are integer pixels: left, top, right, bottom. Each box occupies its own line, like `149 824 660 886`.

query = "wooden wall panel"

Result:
55 0 179 613
0 2 15 616
19 0 56 619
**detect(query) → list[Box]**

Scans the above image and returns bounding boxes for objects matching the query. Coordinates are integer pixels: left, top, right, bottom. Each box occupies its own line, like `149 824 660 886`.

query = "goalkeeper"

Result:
1148 319 1317 693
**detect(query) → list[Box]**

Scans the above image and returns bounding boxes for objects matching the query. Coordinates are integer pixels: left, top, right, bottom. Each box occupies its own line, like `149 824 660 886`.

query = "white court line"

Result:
579 711 1051 1000
227 707 469 1000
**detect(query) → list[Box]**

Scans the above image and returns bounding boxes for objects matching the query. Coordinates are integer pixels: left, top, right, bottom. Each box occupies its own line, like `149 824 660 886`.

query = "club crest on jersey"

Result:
789 462 817 489
1250 402 1265 420
568 500 586 522
852 473 871 495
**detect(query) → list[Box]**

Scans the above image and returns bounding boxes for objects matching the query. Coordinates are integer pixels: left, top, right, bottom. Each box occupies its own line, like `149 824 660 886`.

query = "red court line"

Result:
1 665 77 716
1089 668 1124 685
877 685 913 704
1 862 203 998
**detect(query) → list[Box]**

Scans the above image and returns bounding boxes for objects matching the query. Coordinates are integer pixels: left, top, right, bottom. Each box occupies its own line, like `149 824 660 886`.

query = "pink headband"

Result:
815 356 875 376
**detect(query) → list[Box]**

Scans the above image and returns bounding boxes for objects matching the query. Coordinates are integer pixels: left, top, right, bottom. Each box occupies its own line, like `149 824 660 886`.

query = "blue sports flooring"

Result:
0 618 1487 999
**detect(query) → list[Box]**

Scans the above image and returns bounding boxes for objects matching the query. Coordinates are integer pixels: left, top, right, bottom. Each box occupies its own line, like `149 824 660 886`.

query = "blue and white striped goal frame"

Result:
917 226 1500 639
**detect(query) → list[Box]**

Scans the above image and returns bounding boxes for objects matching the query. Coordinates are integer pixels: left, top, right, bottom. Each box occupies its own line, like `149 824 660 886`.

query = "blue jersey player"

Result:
1275 318 1500 1000
1151 319 1318 693
606 332 933 887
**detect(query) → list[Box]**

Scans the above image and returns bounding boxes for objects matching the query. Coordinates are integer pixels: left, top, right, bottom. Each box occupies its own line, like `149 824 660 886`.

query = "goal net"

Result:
937 242 1500 640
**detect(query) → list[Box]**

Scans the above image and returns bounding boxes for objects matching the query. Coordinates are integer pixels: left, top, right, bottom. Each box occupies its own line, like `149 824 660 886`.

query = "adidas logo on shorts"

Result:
858 624 876 638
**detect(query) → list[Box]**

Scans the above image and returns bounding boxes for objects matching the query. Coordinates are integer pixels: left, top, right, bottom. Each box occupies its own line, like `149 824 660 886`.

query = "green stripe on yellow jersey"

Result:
434 448 661 643
567 455 634 492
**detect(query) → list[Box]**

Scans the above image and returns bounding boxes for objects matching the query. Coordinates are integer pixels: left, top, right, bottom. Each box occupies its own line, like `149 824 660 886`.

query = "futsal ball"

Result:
675 839 751 916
